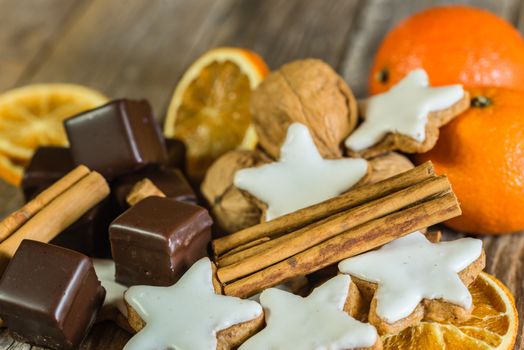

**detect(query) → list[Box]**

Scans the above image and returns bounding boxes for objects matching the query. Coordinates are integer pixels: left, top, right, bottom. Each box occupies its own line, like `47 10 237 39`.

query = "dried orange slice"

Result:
164 47 269 179
0 84 108 186
382 272 518 350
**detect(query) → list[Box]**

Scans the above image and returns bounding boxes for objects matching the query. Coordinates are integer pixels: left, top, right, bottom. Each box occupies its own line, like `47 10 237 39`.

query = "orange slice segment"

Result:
0 84 108 186
382 272 518 350
164 47 269 180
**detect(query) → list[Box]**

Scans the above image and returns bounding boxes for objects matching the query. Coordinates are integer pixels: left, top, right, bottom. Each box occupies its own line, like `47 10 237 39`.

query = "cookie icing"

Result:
235 123 368 221
93 259 128 317
345 69 464 151
338 232 483 323
123 257 262 350
240 274 378 350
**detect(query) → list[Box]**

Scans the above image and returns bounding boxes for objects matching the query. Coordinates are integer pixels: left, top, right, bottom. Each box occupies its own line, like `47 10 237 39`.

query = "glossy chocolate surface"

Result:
0 240 105 350
51 197 119 258
21 147 75 201
20 147 119 257
109 197 212 286
64 99 167 179
112 165 197 209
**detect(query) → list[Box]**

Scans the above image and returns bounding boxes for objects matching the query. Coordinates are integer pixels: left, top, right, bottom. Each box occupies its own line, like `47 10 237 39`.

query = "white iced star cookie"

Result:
235 123 368 221
339 232 485 335
93 259 127 317
240 274 381 350
345 69 469 157
123 257 264 350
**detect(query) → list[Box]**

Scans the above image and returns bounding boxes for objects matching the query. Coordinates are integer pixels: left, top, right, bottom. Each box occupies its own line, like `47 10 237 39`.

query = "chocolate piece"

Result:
64 99 167 179
51 197 119 258
110 197 212 286
21 147 75 201
0 240 105 350
112 165 197 209
164 138 186 171
20 147 119 257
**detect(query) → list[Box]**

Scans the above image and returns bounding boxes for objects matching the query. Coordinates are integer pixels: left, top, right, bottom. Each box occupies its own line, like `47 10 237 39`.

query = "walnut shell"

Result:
201 150 271 233
360 152 414 186
251 59 358 159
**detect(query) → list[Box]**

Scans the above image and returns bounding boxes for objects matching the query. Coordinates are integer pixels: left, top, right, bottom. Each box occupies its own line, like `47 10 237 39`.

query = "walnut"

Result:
201 150 271 233
360 152 414 186
251 59 358 159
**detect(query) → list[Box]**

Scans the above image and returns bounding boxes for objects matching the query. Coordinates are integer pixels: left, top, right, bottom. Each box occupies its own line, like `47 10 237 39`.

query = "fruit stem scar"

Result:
471 96 492 108
376 68 389 84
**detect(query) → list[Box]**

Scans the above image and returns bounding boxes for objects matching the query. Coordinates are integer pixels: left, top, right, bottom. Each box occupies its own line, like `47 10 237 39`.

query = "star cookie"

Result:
338 231 485 335
240 274 381 350
123 257 263 350
345 69 469 158
93 259 132 332
93 259 127 317
235 123 368 221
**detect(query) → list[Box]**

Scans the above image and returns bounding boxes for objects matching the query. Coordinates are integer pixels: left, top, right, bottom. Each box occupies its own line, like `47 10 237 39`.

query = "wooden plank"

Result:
79 322 129 350
199 0 360 69
12 0 226 113
16 0 234 116
0 0 87 91
18 0 361 119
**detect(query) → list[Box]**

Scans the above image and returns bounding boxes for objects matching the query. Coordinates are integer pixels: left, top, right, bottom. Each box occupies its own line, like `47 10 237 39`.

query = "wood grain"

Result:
0 0 87 91
0 0 523 349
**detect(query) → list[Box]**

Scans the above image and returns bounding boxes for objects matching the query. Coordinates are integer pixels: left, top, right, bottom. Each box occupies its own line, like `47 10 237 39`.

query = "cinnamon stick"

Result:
126 178 166 206
217 175 451 283
223 192 461 298
0 165 90 242
213 162 435 256
0 171 109 272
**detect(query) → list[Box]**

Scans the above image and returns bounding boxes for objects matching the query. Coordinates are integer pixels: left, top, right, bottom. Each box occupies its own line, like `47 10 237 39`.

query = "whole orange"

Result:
369 6 524 94
416 88 524 234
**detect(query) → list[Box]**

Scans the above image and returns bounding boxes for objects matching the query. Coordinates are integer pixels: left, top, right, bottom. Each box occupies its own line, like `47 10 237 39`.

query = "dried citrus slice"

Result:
0 84 108 186
164 47 269 179
382 272 518 350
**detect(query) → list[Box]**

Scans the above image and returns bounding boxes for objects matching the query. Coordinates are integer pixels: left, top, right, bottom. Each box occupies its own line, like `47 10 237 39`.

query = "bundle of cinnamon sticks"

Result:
212 162 461 298
0 165 109 273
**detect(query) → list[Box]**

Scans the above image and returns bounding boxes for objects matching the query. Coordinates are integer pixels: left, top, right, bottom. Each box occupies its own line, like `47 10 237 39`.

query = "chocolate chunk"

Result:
64 99 167 179
20 147 119 257
0 240 105 350
21 147 75 201
164 138 186 171
112 165 197 210
51 197 119 258
110 197 212 286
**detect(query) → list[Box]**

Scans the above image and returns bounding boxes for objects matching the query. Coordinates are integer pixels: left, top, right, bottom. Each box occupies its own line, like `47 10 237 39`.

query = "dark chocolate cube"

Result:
51 197 120 258
164 138 186 171
110 197 212 286
21 147 75 201
0 240 105 350
20 148 120 257
112 165 197 210
64 99 166 179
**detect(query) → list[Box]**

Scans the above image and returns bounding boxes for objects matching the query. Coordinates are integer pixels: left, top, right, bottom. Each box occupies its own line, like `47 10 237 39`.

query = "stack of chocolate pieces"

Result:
0 99 214 349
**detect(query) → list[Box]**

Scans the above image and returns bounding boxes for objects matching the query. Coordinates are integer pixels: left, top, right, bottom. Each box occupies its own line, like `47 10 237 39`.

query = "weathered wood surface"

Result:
0 0 523 349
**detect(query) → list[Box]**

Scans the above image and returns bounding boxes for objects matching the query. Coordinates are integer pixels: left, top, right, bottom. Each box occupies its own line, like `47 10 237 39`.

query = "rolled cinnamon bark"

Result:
0 165 90 242
223 192 461 298
217 175 452 283
212 162 435 257
0 171 109 272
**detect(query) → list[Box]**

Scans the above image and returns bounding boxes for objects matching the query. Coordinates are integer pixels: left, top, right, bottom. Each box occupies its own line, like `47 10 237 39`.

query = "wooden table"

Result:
1 0 524 348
